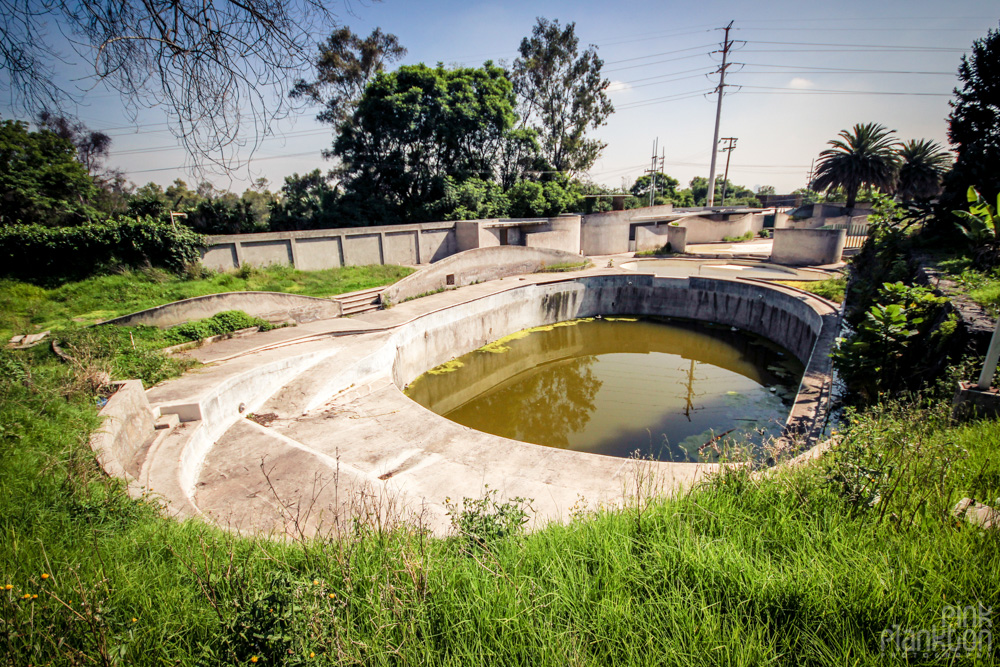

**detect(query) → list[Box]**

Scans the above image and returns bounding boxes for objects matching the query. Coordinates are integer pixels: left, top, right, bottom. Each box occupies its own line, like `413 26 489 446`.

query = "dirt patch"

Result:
247 412 279 427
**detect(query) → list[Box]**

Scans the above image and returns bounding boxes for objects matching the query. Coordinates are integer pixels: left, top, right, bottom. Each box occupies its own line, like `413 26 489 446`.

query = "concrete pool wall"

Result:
111 271 840 534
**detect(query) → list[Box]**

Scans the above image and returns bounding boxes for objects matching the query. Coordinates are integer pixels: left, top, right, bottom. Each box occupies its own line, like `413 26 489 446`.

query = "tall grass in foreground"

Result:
1 340 999 664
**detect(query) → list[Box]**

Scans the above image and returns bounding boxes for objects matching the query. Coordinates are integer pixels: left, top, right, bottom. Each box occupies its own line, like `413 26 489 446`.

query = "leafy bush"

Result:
0 217 206 283
954 185 1000 268
833 281 955 403
162 310 275 346
445 486 532 551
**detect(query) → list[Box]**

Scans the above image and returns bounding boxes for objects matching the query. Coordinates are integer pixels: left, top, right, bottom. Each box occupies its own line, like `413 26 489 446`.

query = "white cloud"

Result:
788 77 814 89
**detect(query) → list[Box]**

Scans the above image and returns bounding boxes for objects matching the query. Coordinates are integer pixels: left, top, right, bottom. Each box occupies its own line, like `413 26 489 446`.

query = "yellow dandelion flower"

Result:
31 594 37 599
22 593 30 599
328 593 336 599
309 652 315 658
250 657 258 664
312 579 319 585
3 584 11 590
132 617 138 623
41 573 49 580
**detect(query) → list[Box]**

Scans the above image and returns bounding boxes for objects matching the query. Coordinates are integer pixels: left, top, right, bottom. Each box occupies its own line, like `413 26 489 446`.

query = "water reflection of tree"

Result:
463 355 602 447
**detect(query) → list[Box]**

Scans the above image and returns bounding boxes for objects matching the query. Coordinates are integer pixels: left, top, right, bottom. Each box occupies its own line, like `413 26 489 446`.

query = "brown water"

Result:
404 318 804 462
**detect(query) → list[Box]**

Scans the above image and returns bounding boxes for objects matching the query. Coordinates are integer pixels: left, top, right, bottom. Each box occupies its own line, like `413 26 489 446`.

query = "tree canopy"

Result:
942 23 1000 212
811 123 900 210
897 139 952 203
331 63 520 223
0 120 100 226
511 18 614 175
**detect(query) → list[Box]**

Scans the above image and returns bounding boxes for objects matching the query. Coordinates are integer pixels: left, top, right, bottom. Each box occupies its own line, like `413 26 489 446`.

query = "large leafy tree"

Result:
0 120 100 226
331 63 519 222
511 18 614 175
811 123 900 210
291 27 407 129
630 172 679 204
941 23 1000 212
896 139 951 203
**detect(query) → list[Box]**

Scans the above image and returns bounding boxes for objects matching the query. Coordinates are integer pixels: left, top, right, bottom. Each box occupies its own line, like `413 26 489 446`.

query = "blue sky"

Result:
3 0 997 195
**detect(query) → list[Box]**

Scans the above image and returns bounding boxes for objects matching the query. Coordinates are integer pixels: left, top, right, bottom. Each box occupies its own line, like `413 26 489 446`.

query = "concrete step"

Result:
127 412 182 479
333 287 383 314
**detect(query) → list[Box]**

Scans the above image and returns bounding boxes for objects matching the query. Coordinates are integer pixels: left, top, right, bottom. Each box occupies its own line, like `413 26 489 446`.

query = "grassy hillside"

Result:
0 264 414 338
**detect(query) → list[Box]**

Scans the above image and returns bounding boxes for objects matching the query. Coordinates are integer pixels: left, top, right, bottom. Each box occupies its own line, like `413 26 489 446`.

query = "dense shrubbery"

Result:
0 217 205 283
161 310 276 346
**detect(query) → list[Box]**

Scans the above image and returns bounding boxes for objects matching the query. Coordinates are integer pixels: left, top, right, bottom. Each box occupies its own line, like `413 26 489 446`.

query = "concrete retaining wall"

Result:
89 380 154 480
771 228 846 266
579 205 675 255
100 291 342 328
201 221 457 271
382 246 587 305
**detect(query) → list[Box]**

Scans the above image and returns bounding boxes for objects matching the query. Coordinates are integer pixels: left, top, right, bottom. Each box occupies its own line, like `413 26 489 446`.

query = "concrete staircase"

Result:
334 287 383 317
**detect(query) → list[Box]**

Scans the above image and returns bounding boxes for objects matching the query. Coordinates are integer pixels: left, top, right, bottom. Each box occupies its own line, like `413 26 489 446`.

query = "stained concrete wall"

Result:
523 216 582 253
580 205 675 255
90 380 154 480
201 221 458 271
674 213 761 243
389 274 839 449
771 228 846 266
382 246 587 305
100 291 342 328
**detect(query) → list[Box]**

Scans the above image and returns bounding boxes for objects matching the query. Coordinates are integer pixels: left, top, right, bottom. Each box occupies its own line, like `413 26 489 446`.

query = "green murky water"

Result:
404 318 805 462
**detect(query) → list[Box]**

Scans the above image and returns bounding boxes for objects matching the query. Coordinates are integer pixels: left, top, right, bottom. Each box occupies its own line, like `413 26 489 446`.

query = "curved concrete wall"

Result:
382 246 586 305
89 380 153 480
389 275 838 448
771 228 846 266
101 291 342 328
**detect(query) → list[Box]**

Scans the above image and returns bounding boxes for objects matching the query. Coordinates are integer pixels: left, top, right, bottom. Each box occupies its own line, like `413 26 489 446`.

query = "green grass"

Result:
0 263 414 338
774 276 847 303
536 261 591 273
937 257 1000 316
722 231 755 243
635 243 673 257
1 324 998 663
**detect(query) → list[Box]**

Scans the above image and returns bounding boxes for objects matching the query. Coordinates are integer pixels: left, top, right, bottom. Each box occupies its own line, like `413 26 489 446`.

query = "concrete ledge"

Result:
89 380 154 481
100 291 342 328
382 246 586 305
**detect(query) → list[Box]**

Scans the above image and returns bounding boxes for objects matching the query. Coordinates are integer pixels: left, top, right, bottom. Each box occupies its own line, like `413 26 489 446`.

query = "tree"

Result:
331 63 519 222
811 123 900 210
0 119 100 226
630 172 679 204
896 139 951 203
269 170 340 231
291 27 407 129
511 18 614 175
941 23 1000 213
0 0 347 171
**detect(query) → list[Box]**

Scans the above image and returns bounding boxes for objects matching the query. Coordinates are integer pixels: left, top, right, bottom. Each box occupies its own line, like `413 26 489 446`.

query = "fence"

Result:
823 217 870 250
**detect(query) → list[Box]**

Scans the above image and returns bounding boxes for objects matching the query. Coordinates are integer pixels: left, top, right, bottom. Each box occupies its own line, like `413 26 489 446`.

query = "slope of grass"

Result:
1 328 998 664
773 276 847 303
937 257 1000 316
0 263 414 338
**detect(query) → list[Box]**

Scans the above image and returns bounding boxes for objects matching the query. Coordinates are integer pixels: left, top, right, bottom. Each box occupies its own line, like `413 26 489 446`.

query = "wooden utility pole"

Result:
706 21 735 208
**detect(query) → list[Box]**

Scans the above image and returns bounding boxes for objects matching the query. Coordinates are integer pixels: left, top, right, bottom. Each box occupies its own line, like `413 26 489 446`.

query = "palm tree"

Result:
896 139 952 202
811 123 900 210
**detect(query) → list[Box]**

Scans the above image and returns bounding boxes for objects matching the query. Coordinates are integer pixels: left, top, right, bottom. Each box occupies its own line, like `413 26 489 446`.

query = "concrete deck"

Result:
132 264 838 539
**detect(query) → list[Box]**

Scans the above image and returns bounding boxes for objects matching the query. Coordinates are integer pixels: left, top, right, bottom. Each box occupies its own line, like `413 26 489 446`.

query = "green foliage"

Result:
512 18 614 174
445 487 532 551
897 138 951 203
722 231 754 242
0 264 414 337
268 170 341 231
291 26 407 128
775 277 847 303
940 22 1000 217
629 171 679 204
811 122 900 210
0 119 102 226
954 186 1000 267
833 281 953 403
161 310 275 347
0 217 206 283
688 175 758 207
332 62 520 224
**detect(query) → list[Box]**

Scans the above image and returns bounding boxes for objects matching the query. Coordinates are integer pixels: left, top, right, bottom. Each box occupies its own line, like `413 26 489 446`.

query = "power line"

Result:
737 85 952 96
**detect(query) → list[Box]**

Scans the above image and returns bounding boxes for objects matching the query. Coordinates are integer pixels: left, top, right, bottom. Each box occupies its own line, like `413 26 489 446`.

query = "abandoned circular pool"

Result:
405 317 804 462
